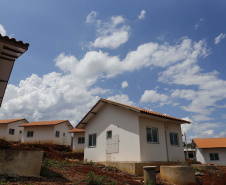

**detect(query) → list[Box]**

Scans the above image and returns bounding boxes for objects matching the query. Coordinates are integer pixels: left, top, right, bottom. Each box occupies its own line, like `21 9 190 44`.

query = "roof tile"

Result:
193 138 226 148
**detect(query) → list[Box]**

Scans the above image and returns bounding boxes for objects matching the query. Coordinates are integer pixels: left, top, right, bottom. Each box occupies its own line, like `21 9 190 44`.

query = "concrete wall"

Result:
84 104 140 162
0 150 43 177
22 126 54 144
139 117 168 162
165 122 185 162
196 146 226 165
0 124 7 139
5 120 26 142
54 122 72 146
73 132 85 152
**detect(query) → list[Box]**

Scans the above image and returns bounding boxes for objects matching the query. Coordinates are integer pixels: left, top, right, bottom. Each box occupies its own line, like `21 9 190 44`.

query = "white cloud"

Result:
0 24 6 36
214 33 226 44
140 90 168 103
138 10 146 20
107 94 134 105
86 11 97 23
121 81 129 88
91 15 130 49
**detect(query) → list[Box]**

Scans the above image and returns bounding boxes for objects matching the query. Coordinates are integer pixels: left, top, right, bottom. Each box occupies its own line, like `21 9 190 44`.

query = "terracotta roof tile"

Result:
20 120 70 127
101 98 190 123
0 34 29 49
69 128 85 133
0 118 28 124
193 138 226 148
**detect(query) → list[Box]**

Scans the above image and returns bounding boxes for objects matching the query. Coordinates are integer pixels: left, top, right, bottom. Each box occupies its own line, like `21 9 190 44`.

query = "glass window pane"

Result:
93 134 96 146
107 131 112 139
170 133 174 145
89 135 92 146
174 133 178 145
152 128 158 142
146 127 152 142
209 153 214 160
214 153 219 160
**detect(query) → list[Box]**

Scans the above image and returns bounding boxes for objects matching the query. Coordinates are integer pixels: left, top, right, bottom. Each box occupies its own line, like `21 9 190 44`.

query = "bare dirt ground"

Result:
0 139 226 185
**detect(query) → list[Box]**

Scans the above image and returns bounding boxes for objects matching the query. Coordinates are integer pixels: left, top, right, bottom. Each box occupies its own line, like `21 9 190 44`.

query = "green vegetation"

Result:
85 172 117 185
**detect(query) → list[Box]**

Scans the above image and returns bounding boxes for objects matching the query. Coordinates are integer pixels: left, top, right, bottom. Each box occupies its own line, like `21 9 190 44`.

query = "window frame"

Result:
170 132 179 146
106 130 112 139
88 133 97 147
78 137 85 144
55 131 60 138
27 131 34 137
9 128 15 135
209 153 219 161
146 127 159 144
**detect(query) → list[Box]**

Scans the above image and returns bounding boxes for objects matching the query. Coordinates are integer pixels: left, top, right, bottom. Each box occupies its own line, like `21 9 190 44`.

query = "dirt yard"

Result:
0 139 226 185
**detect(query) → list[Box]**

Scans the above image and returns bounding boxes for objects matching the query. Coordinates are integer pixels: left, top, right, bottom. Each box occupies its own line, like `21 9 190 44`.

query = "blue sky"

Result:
0 0 226 140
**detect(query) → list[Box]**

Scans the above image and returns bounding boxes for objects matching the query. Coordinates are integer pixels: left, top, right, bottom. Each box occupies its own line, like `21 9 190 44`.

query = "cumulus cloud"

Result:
140 90 168 104
107 94 134 105
86 11 97 23
214 33 226 44
91 15 130 49
138 10 146 20
121 81 128 88
0 24 6 36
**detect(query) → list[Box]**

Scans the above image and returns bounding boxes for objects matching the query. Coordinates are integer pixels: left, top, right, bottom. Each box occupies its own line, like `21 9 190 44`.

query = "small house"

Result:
192 138 226 165
19 120 73 146
75 98 190 175
0 118 28 142
69 128 85 152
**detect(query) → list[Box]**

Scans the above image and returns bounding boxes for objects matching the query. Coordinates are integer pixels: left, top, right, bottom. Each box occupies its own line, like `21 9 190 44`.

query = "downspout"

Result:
164 123 169 162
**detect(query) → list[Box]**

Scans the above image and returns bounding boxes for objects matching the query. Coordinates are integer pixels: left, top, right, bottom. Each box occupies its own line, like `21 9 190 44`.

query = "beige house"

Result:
19 120 73 146
69 128 85 152
192 138 226 166
0 119 28 142
0 34 29 107
76 98 190 174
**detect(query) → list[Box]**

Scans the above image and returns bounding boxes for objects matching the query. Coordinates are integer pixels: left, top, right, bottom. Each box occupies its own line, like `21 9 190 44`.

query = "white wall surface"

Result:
0 124 7 139
73 132 85 152
22 126 54 144
54 122 72 146
5 120 25 142
165 122 185 162
84 104 140 162
196 146 226 165
139 116 168 161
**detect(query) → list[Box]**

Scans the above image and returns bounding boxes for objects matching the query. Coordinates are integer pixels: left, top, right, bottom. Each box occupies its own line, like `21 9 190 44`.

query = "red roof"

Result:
0 118 28 124
193 138 226 149
69 128 85 133
19 120 74 129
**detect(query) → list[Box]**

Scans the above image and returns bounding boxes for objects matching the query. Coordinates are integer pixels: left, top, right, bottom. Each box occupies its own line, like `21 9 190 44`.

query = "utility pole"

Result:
184 132 189 159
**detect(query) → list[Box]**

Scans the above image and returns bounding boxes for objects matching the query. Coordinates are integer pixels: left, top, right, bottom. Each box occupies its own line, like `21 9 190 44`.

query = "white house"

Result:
0 119 28 142
76 98 190 164
19 120 73 146
69 128 85 152
192 138 226 166
0 34 29 107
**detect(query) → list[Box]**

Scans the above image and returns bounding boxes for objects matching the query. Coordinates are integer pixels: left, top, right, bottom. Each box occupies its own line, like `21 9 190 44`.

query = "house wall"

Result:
73 132 85 152
196 146 226 165
84 104 140 162
5 120 26 142
165 122 185 162
54 122 72 146
139 116 168 161
0 124 7 139
22 126 54 144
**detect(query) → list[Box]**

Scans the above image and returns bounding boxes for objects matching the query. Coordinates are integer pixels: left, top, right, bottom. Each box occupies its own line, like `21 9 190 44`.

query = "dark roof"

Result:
76 98 190 129
0 34 29 107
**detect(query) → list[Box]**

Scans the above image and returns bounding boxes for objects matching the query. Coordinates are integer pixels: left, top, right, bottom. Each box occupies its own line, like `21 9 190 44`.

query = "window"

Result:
170 133 179 146
146 127 158 143
63 133 65 137
106 130 112 139
89 133 96 147
209 153 219 161
9 129 15 135
27 131 34 137
19 130 22 134
55 131 60 137
78 137 85 144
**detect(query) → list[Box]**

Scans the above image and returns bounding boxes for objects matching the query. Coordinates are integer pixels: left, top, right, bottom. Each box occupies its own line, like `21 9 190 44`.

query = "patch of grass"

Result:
108 165 112 171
